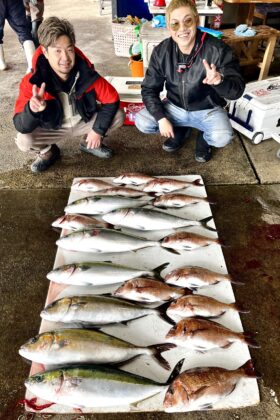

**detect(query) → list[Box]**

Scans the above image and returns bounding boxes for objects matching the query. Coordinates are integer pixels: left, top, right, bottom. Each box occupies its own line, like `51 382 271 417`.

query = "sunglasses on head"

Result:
169 16 195 31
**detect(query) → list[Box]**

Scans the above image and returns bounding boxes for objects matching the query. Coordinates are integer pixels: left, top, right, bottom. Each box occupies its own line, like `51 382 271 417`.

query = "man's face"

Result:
42 35 75 80
168 6 198 54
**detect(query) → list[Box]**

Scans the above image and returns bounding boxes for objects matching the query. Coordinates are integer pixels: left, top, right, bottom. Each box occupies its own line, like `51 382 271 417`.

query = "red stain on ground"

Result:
245 259 262 270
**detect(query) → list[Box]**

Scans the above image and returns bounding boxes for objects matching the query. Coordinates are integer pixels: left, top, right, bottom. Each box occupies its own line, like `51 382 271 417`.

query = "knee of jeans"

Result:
135 112 156 134
206 130 234 148
15 133 34 152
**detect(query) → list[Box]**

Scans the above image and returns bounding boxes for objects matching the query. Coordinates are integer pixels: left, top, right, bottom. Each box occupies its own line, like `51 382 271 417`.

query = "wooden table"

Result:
222 25 280 80
223 0 280 26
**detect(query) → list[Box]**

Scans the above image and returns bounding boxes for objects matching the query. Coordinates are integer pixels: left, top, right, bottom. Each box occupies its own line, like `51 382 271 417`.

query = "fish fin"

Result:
240 359 262 378
243 334 260 348
121 314 149 326
148 343 176 371
193 178 204 186
166 359 185 384
221 342 232 349
153 262 169 277
199 403 214 410
111 355 141 368
183 288 193 296
163 247 181 255
200 216 216 232
157 302 176 325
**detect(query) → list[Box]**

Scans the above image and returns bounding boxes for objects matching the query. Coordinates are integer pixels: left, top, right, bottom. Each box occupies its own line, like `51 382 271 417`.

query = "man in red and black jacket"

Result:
14 16 124 173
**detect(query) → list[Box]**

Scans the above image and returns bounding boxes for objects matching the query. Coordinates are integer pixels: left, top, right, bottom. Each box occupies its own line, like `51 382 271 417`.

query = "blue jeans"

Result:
135 99 234 147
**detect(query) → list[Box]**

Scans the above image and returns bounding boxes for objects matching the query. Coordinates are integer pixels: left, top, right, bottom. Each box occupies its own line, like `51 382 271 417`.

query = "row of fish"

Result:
24 359 260 411
22 174 259 412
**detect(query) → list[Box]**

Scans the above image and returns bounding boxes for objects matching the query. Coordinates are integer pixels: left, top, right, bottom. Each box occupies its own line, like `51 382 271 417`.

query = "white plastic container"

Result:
229 77 280 154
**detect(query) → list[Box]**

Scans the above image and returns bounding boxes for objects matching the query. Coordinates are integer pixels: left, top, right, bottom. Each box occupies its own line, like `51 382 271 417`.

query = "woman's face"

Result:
168 6 199 54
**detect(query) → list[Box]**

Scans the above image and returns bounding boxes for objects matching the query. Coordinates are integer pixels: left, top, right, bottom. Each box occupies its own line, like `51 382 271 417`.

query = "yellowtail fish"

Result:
25 360 184 409
142 178 203 193
56 228 159 253
113 277 192 303
153 193 211 208
103 208 215 231
19 328 175 370
47 262 168 286
164 360 261 412
113 172 155 186
72 178 113 192
86 186 153 198
64 196 148 215
52 214 109 231
164 266 242 289
167 295 249 319
41 295 174 326
166 318 259 351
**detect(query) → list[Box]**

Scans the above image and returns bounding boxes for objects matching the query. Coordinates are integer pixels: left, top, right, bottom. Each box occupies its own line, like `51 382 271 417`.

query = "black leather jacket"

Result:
141 30 245 121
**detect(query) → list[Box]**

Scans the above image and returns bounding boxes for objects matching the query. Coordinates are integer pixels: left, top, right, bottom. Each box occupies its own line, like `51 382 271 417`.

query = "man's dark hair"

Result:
38 17 76 48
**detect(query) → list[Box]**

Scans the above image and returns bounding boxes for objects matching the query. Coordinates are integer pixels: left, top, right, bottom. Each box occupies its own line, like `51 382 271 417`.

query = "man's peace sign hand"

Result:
202 59 222 86
29 82 47 113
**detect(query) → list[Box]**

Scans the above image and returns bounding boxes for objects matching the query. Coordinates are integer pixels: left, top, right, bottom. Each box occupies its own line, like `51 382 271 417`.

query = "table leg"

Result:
258 34 277 80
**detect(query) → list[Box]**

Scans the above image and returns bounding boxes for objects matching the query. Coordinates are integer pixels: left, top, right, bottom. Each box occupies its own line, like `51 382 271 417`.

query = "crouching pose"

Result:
13 16 124 173
135 0 245 162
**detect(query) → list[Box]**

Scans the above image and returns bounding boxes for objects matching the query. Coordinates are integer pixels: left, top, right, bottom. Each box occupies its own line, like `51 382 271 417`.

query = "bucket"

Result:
128 54 144 77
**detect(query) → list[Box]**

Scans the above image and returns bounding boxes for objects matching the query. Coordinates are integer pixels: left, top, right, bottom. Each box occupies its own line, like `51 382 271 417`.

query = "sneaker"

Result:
195 132 212 163
162 127 191 153
31 144 60 173
80 142 113 159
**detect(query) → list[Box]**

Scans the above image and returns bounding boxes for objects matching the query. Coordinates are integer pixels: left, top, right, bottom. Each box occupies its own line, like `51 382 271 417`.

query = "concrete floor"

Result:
0 1 279 419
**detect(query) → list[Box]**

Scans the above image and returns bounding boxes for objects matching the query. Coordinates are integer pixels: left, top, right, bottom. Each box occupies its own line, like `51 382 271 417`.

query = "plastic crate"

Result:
111 22 138 57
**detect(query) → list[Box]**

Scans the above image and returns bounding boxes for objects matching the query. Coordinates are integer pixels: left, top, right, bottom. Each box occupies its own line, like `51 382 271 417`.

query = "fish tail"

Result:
166 358 185 384
153 262 169 278
157 302 176 325
243 332 260 348
200 216 216 232
149 343 176 370
193 179 204 186
240 359 262 379
230 277 245 286
232 302 250 313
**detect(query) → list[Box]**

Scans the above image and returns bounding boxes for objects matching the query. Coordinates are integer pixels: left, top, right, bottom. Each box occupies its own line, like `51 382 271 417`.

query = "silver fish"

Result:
86 186 153 198
164 360 261 412
113 172 155 186
166 318 259 351
56 228 159 253
164 266 241 289
113 277 192 303
71 178 113 192
142 178 203 193
47 262 168 286
65 196 148 215
103 208 214 231
41 295 173 325
167 295 249 319
52 214 109 231
153 193 211 208
19 328 175 370
161 232 220 253
25 360 183 409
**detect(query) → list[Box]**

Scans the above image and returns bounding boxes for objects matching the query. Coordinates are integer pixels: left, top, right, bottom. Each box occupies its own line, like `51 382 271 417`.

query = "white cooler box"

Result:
229 77 280 149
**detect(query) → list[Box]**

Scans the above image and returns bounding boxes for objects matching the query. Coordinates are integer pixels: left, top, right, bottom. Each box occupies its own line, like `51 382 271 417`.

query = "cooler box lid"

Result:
106 76 167 102
106 76 143 103
240 77 280 111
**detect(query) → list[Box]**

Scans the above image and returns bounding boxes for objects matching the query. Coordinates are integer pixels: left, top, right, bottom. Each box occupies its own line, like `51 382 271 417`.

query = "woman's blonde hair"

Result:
38 17 76 49
166 0 198 22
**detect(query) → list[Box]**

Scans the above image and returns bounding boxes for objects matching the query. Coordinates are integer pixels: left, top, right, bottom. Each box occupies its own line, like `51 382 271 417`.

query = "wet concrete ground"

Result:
1 185 279 419
0 0 280 419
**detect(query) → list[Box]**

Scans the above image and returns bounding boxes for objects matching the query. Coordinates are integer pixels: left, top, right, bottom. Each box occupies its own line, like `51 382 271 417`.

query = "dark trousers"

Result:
0 0 32 44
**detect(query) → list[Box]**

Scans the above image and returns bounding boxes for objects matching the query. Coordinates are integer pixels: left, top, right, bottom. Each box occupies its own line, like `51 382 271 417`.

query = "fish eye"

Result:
34 374 44 383
30 336 39 344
